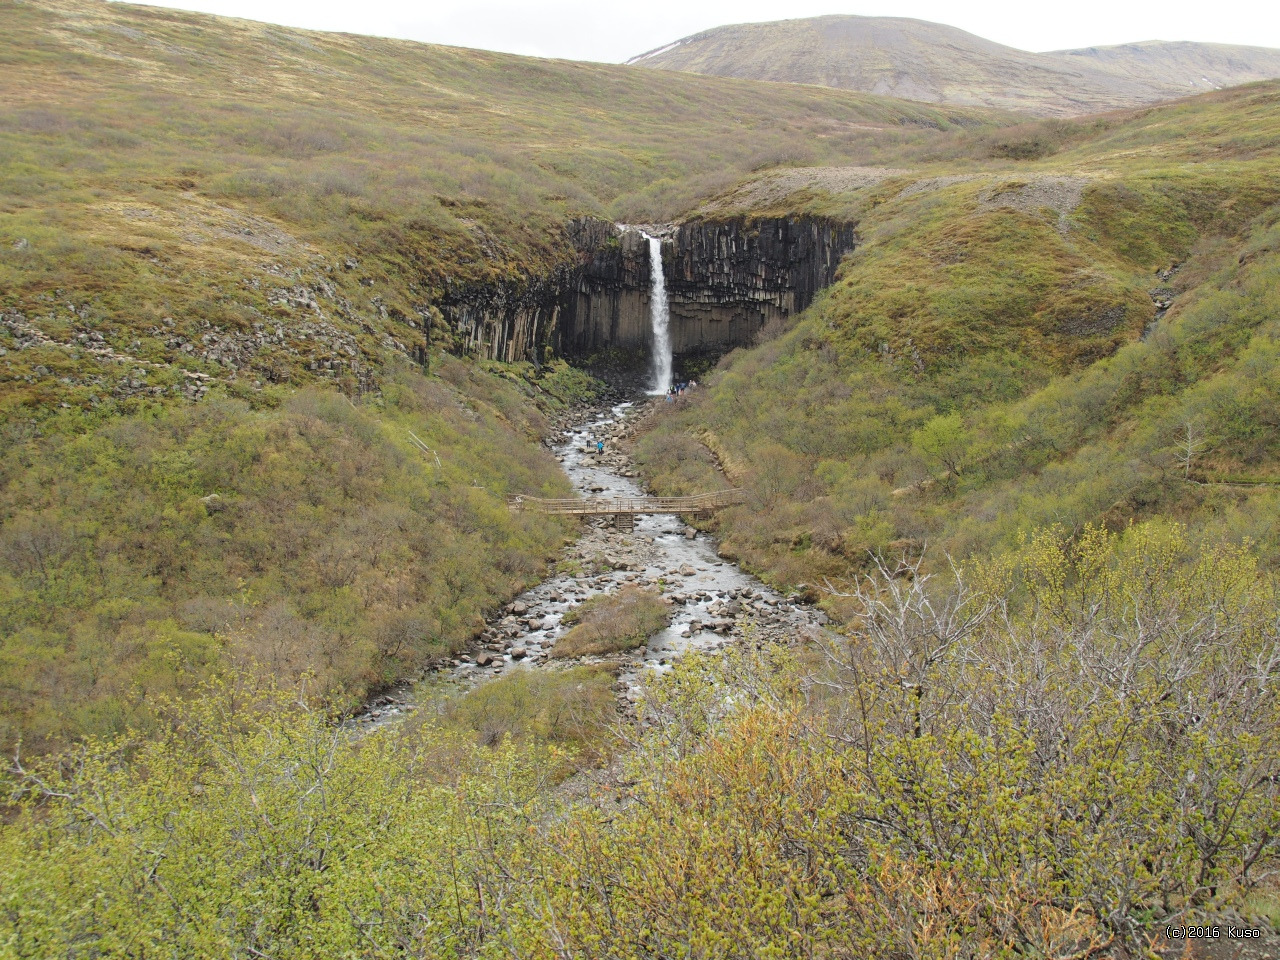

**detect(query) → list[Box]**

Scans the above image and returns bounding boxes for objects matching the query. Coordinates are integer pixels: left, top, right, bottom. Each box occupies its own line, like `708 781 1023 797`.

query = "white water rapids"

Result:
643 233 673 395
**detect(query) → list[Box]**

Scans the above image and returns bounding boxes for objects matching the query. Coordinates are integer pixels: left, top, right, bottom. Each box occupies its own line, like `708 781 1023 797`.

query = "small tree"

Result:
910 412 971 477
1172 418 1212 480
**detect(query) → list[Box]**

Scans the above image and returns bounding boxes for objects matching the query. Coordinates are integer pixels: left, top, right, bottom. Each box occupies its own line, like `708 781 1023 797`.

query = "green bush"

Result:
435 665 618 760
0 675 566 959
552 586 670 658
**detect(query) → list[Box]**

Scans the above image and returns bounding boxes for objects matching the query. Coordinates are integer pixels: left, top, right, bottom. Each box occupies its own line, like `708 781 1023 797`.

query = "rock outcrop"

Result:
555 220 652 358
439 216 857 365
664 218 857 354
439 273 565 365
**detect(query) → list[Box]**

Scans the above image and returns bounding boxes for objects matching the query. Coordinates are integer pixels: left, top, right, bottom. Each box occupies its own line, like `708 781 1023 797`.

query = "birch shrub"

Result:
508 521 1280 956
1 676 565 959
2 522 1276 957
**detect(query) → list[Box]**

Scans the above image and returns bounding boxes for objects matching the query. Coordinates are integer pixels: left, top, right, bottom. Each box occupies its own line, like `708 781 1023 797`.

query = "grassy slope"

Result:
0 0 1005 751
0 358 590 752
1052 39 1280 92
636 82 1280 596
0 0 1000 422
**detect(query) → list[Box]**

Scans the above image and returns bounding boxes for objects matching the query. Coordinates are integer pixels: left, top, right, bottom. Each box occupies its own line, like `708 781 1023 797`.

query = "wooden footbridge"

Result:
508 489 746 531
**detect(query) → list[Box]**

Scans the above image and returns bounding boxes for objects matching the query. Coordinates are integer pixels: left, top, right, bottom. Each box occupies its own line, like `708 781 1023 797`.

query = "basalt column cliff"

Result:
439 217 856 365
559 218 858 360
663 219 857 355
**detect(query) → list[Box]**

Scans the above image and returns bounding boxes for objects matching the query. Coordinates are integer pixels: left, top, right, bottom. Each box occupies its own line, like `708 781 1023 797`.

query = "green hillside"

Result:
0 0 1003 752
636 82 1280 594
1 1 1278 955
0 0 997 422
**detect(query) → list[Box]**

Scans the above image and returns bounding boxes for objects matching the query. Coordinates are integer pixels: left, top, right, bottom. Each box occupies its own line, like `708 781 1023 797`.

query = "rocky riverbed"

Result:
352 399 832 728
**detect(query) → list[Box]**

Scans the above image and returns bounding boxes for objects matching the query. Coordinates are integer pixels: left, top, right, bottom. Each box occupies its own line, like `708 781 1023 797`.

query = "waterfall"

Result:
642 232 672 395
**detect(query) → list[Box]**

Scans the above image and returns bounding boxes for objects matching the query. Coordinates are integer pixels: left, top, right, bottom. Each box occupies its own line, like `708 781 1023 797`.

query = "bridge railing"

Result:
507 489 746 515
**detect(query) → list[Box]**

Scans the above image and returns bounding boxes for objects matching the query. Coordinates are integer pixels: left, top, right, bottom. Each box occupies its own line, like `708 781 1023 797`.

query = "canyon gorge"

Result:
439 216 858 369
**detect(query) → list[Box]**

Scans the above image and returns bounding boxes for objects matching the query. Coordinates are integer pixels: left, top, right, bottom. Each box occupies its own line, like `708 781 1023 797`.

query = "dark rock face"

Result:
555 220 651 358
665 218 857 355
437 271 566 365
434 219 648 365
439 216 856 365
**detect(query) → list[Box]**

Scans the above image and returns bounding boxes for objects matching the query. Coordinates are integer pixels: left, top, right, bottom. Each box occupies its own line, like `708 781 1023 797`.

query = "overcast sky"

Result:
119 0 1280 62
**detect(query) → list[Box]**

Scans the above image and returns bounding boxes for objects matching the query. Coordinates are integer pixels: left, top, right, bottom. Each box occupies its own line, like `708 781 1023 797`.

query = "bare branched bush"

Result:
806 524 1280 949
0 512 72 587
822 551 999 738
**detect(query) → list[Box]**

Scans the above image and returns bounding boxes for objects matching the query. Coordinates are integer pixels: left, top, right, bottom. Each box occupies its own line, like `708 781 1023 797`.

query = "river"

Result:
352 400 831 728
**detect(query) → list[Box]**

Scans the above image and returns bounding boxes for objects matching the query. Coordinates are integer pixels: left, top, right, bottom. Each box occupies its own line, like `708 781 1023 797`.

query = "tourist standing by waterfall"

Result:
642 232 672 395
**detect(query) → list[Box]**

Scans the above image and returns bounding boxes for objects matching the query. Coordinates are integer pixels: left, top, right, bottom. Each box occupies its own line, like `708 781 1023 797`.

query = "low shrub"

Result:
0 368 573 755
437 665 618 760
552 586 670 658
2 523 1276 957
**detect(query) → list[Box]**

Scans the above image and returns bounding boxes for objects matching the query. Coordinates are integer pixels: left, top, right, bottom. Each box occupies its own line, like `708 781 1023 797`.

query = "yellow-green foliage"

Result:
3 523 1276 956
434 664 618 760
512 523 1280 954
0 358 574 754
551 585 670 658
0 676 570 958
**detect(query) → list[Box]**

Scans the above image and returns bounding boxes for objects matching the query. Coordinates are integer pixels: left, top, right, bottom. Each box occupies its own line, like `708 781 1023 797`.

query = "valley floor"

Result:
351 398 833 732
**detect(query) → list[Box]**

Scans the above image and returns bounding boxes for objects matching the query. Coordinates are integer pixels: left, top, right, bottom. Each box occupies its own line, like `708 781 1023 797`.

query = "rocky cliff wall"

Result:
437 216 856 365
555 220 651 358
665 218 857 354
438 273 563 364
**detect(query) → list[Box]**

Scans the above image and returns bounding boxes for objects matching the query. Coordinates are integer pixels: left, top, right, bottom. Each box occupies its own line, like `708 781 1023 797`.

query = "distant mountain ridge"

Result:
627 16 1280 117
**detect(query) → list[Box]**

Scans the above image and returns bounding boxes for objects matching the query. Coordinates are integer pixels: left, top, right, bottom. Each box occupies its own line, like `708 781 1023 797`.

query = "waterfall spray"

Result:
642 232 672 394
